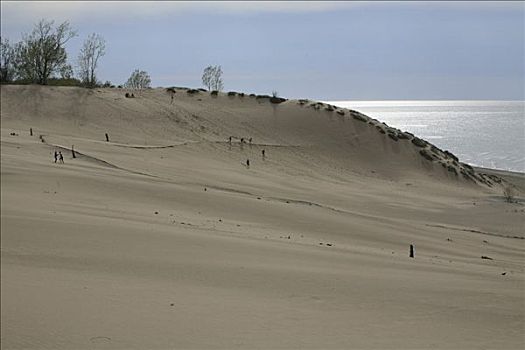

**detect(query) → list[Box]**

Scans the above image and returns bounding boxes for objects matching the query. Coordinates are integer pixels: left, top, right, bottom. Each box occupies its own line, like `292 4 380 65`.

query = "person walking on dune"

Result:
261 149 265 159
246 159 250 168
58 151 64 164
54 150 58 163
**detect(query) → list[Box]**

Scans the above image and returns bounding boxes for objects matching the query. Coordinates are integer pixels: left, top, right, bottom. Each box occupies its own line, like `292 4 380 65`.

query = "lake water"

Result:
327 100 525 173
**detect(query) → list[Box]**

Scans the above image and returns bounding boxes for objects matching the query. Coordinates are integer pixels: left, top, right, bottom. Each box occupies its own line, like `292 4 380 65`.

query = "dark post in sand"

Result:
71 145 76 158
30 128 33 136
409 244 415 258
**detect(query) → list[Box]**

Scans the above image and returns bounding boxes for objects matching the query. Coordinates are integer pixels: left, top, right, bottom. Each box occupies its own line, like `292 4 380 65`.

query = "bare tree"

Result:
78 33 105 87
125 69 151 91
0 37 17 83
16 19 77 84
59 64 73 79
202 65 224 91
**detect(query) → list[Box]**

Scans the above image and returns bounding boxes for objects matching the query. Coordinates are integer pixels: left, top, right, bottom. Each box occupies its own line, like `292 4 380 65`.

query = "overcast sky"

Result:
1 1 524 100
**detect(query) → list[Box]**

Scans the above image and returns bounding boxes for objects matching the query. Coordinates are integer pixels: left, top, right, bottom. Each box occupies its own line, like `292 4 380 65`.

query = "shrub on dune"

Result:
444 150 459 162
388 133 399 141
270 97 286 104
462 163 474 171
411 137 427 147
397 132 410 140
419 149 434 161
298 99 309 105
375 125 386 134
352 113 368 122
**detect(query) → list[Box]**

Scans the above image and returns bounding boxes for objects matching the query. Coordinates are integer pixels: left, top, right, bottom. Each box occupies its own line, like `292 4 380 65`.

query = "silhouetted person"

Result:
249 138 252 144
262 149 266 159
228 136 232 144
246 159 250 168
58 151 64 164
240 137 244 144
54 151 58 163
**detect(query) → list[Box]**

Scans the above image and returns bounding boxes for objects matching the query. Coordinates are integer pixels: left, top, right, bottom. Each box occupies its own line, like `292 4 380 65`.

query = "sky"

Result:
1 1 524 100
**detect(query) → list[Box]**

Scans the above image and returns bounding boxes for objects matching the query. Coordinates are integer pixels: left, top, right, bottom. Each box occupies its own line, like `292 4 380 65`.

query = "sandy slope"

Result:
1 85 524 349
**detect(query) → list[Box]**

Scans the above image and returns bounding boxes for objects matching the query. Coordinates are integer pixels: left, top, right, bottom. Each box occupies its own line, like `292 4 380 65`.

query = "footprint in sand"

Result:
90 336 111 344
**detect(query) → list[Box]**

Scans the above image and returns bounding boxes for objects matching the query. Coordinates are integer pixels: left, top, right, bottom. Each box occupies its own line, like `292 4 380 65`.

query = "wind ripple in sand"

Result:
89 336 111 344
110 140 301 149
110 141 194 149
426 224 524 240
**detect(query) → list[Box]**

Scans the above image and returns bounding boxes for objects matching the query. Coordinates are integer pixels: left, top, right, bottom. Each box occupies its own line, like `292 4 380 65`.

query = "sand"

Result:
1 85 524 349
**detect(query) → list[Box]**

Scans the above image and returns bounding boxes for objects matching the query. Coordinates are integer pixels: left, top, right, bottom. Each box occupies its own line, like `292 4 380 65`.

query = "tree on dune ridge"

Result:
202 65 224 91
125 69 151 91
78 33 106 88
15 19 77 85
0 37 17 83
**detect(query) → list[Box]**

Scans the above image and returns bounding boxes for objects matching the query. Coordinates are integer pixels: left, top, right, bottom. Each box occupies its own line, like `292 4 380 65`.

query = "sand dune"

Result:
1 85 524 349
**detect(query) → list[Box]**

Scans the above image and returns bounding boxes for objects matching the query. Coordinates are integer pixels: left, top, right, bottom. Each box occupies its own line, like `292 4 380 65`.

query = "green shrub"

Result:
46 78 83 87
411 137 426 147
270 97 286 104
419 149 434 161
352 113 367 122
460 170 475 182
444 150 458 162
397 132 410 140
210 90 218 96
388 133 399 141
298 99 309 105
447 165 458 175
462 163 473 171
